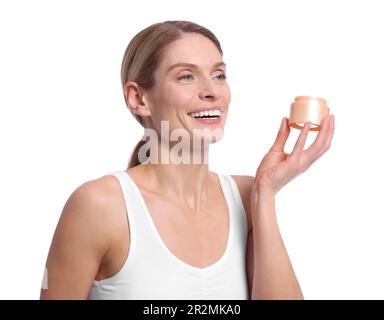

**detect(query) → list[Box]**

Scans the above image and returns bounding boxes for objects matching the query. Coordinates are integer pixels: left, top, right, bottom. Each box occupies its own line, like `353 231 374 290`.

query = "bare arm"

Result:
250 185 304 300
40 181 112 299
249 115 334 299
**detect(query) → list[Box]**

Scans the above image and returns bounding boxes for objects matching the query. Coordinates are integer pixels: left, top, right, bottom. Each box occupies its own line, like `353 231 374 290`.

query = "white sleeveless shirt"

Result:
87 171 249 300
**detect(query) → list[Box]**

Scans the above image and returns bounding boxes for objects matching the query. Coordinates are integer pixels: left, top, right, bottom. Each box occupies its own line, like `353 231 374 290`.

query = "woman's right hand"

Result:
252 114 335 196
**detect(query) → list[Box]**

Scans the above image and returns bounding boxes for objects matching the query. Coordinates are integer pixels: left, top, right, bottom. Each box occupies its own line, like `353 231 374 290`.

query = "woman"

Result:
40 20 335 300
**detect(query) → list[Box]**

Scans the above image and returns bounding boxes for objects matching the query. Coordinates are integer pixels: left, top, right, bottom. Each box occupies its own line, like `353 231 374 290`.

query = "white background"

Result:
1 0 383 299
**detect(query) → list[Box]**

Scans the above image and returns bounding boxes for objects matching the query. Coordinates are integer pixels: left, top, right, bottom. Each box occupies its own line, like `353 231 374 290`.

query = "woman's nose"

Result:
199 80 221 100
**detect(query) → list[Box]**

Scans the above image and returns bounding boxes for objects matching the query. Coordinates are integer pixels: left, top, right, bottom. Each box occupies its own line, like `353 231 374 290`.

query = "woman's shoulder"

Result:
229 174 255 202
63 173 126 233
210 171 254 204
71 173 122 208
41 173 125 299
229 174 255 187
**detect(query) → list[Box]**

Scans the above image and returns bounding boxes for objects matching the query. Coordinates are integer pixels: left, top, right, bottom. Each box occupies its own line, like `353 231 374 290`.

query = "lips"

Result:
187 106 224 115
189 115 221 124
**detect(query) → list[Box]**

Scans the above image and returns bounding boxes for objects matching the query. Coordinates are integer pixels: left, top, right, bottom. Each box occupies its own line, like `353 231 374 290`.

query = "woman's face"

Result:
145 33 231 143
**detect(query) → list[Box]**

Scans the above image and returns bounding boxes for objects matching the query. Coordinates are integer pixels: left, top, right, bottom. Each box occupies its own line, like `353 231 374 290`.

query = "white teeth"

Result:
189 108 223 118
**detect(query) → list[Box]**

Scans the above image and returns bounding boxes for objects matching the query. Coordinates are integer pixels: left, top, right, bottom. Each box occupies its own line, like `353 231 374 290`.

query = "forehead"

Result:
159 33 222 71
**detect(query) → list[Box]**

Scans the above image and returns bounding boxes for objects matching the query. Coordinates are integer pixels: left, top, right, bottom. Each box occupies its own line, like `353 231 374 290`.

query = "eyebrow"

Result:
166 61 226 74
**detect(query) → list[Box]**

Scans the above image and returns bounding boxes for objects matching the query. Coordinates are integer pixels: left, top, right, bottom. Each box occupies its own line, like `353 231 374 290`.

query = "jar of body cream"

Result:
289 96 330 131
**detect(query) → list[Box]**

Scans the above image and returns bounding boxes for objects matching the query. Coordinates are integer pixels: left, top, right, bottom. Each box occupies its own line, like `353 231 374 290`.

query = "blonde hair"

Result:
121 20 223 169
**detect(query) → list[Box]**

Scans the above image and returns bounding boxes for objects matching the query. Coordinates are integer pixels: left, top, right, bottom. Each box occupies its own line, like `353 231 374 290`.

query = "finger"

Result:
291 120 312 158
324 114 335 149
270 117 290 152
303 114 333 163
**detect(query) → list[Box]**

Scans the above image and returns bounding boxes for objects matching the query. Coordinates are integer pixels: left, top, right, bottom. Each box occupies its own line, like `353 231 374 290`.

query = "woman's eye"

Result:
216 73 227 80
178 73 227 81
179 74 193 80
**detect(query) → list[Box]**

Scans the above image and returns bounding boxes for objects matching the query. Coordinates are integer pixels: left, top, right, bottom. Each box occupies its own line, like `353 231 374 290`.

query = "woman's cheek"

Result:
223 84 231 104
168 89 195 110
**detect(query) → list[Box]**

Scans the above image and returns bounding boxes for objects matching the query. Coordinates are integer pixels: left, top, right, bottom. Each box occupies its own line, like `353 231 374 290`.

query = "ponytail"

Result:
127 136 152 169
128 139 145 169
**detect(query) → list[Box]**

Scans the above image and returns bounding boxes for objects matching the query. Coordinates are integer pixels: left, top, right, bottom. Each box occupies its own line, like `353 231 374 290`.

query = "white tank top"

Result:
87 170 249 300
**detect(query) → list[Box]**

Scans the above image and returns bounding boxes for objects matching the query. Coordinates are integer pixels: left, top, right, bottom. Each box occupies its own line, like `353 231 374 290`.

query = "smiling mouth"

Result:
187 108 224 119
188 114 220 119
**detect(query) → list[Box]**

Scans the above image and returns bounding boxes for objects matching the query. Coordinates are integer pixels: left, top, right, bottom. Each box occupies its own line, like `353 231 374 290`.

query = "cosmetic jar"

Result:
289 96 329 131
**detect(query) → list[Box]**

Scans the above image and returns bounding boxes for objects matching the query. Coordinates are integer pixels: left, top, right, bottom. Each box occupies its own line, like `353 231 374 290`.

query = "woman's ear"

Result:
124 81 151 117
